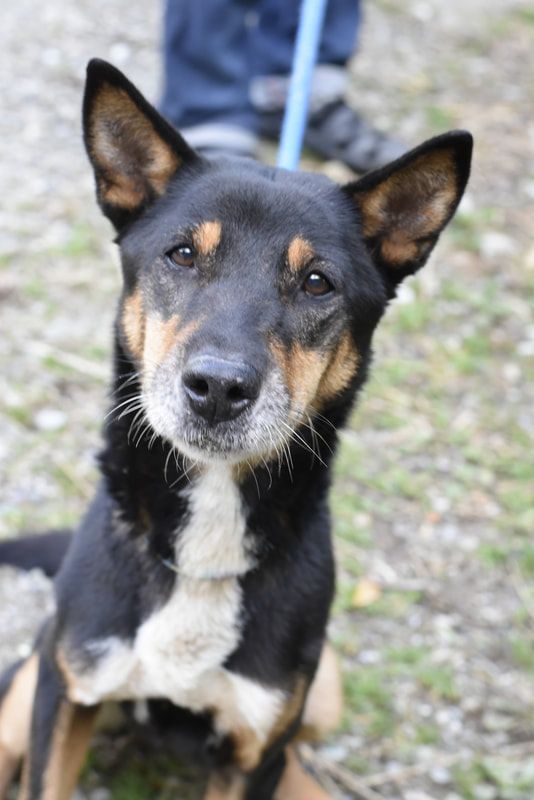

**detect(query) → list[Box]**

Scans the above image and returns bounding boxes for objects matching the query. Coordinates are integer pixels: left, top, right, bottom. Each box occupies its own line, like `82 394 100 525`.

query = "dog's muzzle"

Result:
182 356 262 426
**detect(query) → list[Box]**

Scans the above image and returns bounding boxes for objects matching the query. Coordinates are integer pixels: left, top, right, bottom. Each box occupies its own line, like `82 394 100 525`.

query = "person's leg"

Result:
250 0 405 173
251 0 359 76
160 0 258 155
249 0 359 115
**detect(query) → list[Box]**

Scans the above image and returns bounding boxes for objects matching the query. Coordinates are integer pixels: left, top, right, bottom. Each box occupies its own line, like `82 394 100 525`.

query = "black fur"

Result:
0 530 71 577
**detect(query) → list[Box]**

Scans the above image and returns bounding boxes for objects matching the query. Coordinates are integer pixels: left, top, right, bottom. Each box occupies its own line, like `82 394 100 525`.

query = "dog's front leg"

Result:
204 749 286 800
19 654 98 800
205 746 333 800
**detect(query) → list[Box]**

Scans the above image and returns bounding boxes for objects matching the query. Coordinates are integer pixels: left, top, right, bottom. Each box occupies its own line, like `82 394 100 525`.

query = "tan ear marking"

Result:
287 237 314 273
90 85 180 210
380 235 419 267
359 149 458 244
192 220 222 256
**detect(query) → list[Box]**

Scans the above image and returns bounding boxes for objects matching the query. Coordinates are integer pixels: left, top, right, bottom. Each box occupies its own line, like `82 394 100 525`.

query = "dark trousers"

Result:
161 0 361 130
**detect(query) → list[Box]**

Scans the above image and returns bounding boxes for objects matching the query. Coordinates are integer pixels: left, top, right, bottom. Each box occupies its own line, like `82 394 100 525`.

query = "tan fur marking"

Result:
91 85 180 210
287 236 314 273
193 220 222 256
122 289 145 360
266 677 308 752
358 149 457 263
0 655 38 771
143 316 200 371
104 182 145 211
380 236 419 265
271 333 359 419
231 727 264 772
275 747 333 800
204 772 246 800
0 744 20 798
316 333 359 406
271 340 326 413
55 648 79 703
41 701 97 800
299 644 343 741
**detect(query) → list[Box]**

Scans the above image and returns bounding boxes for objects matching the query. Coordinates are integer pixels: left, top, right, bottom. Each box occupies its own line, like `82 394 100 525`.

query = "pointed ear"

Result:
83 59 200 231
345 131 473 290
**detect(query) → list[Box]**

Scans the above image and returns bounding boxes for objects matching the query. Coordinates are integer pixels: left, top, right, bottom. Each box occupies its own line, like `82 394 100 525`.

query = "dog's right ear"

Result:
83 59 200 231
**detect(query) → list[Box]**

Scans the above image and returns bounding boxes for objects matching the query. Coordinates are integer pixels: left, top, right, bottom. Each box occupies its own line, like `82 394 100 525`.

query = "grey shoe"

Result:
180 122 259 160
258 99 406 173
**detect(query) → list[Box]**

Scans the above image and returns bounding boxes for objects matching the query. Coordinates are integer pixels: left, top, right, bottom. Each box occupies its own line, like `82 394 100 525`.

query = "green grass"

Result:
510 634 534 673
453 755 534 800
82 743 203 800
448 206 499 253
46 221 102 259
415 665 459 701
343 667 396 739
413 722 441 745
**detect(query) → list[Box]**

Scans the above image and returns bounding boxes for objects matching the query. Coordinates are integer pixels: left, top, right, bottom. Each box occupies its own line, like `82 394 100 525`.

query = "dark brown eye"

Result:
167 244 195 268
302 271 333 297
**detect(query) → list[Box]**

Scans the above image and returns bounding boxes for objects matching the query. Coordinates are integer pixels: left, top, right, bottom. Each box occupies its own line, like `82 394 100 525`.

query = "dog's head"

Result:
83 60 472 465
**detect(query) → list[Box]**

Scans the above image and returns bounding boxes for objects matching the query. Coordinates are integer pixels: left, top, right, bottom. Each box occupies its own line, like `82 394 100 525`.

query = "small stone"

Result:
359 649 381 665
502 362 521 382
473 785 497 800
431 766 451 785
480 232 517 260
109 42 131 64
319 743 348 762
34 408 66 432
89 790 111 800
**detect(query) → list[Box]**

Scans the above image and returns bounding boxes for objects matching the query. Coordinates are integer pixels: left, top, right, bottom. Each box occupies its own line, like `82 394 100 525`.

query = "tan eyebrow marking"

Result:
192 220 222 256
287 236 315 272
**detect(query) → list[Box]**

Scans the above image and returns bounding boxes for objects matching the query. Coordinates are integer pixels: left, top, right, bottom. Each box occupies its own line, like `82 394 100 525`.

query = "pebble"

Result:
431 766 452 785
319 743 348 762
34 407 66 431
359 649 382 664
404 791 437 800
89 790 111 800
480 231 518 260
473 785 498 800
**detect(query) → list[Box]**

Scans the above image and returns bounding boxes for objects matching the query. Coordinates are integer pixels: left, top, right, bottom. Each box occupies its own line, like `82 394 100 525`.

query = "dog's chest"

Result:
67 466 253 707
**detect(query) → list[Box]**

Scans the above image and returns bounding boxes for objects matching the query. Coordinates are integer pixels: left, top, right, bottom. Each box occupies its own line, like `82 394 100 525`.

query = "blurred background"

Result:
0 1 532 798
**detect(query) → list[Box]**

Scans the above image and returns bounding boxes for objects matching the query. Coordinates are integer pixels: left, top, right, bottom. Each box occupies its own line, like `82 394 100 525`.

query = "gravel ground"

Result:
0 1 533 799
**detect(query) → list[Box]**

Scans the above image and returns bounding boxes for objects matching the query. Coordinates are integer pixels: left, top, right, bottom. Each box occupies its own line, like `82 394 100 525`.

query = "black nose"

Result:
182 356 261 424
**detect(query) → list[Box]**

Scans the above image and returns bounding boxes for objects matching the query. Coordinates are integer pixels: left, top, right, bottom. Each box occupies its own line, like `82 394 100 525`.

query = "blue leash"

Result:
276 0 329 171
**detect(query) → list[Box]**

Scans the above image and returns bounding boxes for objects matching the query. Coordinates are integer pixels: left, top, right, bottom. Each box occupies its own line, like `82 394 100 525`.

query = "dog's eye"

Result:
167 244 195 268
302 271 333 297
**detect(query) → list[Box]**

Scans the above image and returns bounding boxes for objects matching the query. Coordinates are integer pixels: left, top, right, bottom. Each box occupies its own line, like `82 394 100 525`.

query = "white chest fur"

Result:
67 466 256 708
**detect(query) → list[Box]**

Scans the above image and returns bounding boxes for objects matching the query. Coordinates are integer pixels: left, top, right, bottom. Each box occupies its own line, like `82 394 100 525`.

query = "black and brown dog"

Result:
0 60 472 800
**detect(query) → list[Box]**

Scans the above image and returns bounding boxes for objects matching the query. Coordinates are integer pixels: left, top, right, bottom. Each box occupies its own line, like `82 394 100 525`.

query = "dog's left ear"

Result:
345 131 473 291
83 59 200 231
